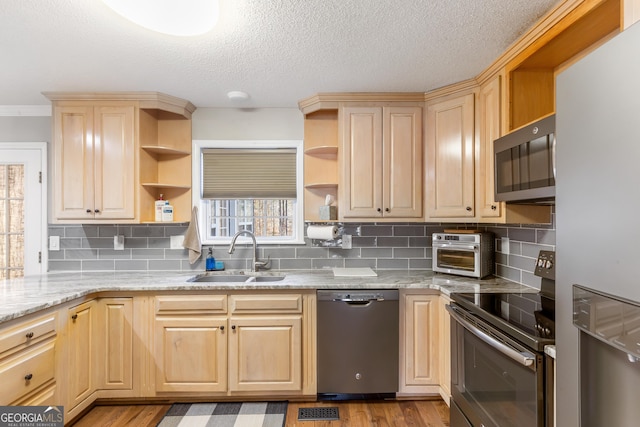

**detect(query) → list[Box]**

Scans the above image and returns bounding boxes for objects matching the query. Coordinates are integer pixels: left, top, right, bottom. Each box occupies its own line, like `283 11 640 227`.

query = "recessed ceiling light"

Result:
101 0 219 37
227 91 250 101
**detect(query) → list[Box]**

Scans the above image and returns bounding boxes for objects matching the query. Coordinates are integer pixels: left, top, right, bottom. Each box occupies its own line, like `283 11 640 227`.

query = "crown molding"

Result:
0 105 52 117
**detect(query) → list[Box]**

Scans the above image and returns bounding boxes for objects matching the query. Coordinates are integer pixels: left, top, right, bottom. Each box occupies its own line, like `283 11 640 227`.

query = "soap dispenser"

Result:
206 248 216 271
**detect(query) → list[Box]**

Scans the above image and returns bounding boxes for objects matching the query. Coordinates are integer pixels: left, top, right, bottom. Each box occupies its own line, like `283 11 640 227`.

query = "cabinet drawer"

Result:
230 294 302 314
0 340 56 405
0 313 57 357
155 295 227 314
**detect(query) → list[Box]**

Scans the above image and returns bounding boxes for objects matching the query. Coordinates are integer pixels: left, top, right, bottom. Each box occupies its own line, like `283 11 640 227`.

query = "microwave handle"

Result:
446 304 536 368
551 134 557 181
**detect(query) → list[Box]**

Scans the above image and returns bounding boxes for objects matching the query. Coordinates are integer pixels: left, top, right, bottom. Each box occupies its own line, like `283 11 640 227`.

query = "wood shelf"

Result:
304 183 338 190
304 146 338 157
141 183 191 189
141 145 190 156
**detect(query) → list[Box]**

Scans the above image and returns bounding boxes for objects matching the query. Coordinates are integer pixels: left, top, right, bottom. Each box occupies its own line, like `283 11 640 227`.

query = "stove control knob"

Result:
545 260 553 269
544 327 551 336
355 373 362 380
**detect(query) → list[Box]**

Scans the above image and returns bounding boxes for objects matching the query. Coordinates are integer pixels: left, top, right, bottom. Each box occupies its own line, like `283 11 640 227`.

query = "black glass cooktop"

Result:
451 292 555 351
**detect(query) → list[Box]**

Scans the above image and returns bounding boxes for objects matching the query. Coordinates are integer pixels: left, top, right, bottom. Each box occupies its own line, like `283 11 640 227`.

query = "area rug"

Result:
156 402 288 427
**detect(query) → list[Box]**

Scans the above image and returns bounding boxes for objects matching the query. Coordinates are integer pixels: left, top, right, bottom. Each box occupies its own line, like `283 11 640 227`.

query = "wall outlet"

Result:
501 237 510 255
49 235 60 251
342 234 352 249
114 235 125 251
170 235 184 249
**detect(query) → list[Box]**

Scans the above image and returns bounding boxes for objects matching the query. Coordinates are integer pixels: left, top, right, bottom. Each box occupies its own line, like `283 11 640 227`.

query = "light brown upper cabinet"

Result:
51 104 136 221
341 105 423 220
425 92 475 219
45 92 195 224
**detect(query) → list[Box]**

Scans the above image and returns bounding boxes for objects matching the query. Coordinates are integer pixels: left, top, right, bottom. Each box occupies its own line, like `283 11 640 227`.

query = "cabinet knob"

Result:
86 209 92 213
71 314 78 321
25 332 34 339
466 206 472 212
385 208 390 212
220 326 225 331
94 209 100 213
24 373 33 381
491 205 497 210
231 325 236 330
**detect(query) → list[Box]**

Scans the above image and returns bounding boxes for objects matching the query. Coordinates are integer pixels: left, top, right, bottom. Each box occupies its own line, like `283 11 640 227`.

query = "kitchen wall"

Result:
2 108 556 287
47 214 555 288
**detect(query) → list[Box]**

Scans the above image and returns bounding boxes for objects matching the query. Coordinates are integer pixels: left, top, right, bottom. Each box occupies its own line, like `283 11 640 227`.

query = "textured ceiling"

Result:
0 0 560 109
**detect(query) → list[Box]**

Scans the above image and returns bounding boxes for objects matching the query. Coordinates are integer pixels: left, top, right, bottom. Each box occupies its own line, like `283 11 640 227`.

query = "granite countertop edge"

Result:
0 270 538 324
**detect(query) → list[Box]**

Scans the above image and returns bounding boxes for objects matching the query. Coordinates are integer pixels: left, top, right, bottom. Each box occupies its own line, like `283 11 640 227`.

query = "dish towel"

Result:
182 206 202 264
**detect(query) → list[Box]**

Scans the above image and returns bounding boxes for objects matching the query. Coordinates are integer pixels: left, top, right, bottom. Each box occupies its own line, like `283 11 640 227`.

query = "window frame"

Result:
192 140 305 245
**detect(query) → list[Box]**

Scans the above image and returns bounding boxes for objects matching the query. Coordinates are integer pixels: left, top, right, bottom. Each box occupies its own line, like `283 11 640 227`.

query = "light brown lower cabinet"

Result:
399 290 451 402
64 299 97 420
155 316 228 393
0 311 58 405
228 315 302 392
153 292 312 397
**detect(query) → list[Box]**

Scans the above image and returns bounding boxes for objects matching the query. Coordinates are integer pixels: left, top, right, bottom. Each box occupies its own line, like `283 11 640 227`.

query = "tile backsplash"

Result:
48 211 555 288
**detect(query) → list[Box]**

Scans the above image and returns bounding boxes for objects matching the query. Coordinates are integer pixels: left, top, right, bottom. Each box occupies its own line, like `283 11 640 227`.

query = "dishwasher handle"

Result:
333 293 385 305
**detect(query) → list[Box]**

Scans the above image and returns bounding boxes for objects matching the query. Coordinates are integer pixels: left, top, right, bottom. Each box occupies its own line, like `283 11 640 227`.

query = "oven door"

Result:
447 304 544 427
433 243 479 277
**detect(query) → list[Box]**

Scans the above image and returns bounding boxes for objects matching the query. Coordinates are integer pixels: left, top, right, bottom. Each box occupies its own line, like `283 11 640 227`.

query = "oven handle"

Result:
446 304 536 368
433 243 478 251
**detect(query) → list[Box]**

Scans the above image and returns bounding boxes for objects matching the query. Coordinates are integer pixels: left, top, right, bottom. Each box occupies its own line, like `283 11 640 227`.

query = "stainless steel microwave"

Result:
494 114 555 203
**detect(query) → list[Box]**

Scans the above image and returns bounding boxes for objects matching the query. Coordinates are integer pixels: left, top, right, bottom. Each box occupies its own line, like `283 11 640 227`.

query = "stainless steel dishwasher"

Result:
317 289 399 400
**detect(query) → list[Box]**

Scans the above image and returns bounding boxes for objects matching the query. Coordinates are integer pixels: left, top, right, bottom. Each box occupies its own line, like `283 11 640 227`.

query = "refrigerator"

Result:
556 20 640 427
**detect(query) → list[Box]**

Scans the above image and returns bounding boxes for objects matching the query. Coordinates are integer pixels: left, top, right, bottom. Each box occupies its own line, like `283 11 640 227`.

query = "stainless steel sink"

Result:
189 274 285 283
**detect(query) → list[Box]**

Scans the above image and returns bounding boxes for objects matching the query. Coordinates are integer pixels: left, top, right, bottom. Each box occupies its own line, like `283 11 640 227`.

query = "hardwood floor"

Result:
71 399 450 427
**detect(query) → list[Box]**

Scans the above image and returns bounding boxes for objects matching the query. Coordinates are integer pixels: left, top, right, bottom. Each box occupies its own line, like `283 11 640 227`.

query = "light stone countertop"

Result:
0 269 537 324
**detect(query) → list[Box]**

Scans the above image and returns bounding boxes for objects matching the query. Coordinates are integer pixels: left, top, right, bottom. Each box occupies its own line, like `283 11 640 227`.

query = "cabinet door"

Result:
383 107 423 218
341 106 384 218
53 105 95 220
97 298 133 392
399 293 439 393
93 106 135 220
439 295 451 403
155 317 227 393
426 93 475 218
477 75 503 220
228 316 302 393
66 300 97 410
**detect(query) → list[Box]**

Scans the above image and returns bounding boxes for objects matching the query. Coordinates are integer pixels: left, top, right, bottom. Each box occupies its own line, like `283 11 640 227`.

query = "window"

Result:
193 140 304 245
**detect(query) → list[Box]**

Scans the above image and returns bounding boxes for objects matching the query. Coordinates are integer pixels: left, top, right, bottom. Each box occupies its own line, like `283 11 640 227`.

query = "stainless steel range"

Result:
447 250 556 427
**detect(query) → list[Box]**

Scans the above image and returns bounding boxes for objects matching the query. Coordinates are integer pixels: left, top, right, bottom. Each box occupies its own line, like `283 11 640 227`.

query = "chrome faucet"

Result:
228 230 270 272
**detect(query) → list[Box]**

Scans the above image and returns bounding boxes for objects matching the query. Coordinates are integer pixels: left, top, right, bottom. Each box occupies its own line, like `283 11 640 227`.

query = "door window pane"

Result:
0 164 25 278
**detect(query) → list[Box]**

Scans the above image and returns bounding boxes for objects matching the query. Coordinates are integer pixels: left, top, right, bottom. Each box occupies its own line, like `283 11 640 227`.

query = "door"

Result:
154 317 227 392
341 106 383 218
53 105 95 220
426 93 475 218
228 316 302 392
0 143 46 278
383 106 423 218
67 300 97 410
477 75 503 219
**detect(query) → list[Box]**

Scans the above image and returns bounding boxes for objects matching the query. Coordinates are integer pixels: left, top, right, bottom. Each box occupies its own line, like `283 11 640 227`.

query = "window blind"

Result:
202 148 297 199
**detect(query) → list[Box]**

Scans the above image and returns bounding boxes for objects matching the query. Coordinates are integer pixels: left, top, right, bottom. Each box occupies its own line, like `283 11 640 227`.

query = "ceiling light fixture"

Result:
227 91 250 101
101 0 219 36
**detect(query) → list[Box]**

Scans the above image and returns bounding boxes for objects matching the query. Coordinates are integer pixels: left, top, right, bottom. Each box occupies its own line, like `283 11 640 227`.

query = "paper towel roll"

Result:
307 225 338 240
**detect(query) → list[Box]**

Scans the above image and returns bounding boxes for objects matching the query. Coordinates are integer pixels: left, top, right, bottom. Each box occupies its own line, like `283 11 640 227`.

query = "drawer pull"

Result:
71 314 78 321
24 373 33 381
25 332 34 339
